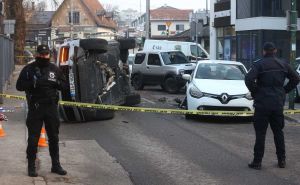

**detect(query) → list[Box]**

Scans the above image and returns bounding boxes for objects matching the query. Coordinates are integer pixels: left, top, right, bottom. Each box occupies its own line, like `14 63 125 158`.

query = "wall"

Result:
150 21 190 37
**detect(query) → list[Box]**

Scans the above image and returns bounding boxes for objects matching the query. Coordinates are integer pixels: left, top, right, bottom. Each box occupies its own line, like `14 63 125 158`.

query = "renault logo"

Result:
221 93 228 103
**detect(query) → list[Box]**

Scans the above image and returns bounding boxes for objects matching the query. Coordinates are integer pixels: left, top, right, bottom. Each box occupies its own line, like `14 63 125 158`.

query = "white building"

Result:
210 0 300 68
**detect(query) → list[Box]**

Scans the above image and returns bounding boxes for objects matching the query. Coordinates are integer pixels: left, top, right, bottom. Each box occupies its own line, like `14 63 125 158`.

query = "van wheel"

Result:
164 77 179 94
132 74 144 90
80 39 108 53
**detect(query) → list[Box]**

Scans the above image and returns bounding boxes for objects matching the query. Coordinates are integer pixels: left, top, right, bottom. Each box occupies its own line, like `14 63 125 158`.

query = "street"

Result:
60 87 300 185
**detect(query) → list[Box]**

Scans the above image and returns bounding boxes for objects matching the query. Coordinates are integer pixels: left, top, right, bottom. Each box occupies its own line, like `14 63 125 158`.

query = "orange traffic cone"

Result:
38 127 48 147
0 121 6 137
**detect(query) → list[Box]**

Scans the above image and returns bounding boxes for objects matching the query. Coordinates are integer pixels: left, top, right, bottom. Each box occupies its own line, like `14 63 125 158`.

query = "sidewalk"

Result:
0 65 133 185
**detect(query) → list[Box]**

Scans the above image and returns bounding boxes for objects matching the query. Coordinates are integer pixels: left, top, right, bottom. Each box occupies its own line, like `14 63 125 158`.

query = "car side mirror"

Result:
182 74 191 81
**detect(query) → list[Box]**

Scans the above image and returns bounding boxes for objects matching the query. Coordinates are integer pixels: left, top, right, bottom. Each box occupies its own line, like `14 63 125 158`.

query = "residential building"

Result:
26 11 55 47
210 0 300 68
132 5 192 38
51 0 116 46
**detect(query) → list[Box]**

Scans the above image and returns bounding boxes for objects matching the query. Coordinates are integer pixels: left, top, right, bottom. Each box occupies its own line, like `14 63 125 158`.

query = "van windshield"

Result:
161 51 190 65
190 45 207 58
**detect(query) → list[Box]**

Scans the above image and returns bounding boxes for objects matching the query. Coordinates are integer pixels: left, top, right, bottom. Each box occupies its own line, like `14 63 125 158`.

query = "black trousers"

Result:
26 103 60 161
253 107 285 162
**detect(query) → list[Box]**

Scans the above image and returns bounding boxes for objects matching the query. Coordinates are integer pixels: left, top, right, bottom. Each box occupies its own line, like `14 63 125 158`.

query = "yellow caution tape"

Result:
1 93 300 117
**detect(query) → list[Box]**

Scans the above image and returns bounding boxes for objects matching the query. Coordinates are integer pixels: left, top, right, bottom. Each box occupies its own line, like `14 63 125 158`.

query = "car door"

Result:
143 53 163 85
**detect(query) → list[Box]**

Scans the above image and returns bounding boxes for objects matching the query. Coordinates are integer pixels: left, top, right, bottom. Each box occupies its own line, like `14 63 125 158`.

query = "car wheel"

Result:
80 39 108 53
124 93 141 106
164 77 179 94
131 74 144 90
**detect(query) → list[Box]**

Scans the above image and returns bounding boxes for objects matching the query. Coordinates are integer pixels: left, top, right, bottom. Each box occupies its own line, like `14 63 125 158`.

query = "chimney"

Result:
32 2 35 11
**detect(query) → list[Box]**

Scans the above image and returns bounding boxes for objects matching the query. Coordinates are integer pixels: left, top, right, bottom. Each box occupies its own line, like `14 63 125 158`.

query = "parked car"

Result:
182 60 254 119
23 50 34 63
131 50 196 93
56 38 140 122
143 39 209 62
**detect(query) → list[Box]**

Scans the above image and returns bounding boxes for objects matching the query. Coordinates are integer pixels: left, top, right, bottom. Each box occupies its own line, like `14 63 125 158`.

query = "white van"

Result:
143 39 209 62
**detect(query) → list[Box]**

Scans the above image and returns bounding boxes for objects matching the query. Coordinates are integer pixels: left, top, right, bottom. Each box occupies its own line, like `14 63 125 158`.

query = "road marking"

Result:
142 98 156 104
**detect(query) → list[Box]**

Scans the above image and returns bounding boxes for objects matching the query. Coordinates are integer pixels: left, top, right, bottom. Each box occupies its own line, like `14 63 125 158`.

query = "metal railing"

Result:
0 35 14 104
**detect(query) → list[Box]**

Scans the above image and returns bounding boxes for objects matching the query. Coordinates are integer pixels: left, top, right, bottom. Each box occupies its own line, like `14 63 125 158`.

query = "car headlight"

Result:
179 69 185 76
245 92 253 100
189 84 204 98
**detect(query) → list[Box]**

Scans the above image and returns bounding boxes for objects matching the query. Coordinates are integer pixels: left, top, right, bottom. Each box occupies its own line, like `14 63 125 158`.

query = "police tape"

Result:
1 93 300 117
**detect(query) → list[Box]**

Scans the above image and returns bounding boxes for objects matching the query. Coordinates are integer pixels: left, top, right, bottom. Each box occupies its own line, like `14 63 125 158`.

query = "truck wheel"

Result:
80 39 108 53
164 77 179 94
131 74 144 90
124 93 141 106
118 38 136 50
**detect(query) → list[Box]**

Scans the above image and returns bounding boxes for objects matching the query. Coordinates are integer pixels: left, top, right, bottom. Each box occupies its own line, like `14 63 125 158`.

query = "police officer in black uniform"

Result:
16 44 67 177
245 42 300 170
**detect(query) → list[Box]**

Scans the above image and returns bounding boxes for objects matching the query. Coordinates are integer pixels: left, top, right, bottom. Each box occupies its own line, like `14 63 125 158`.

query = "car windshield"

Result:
161 51 190 65
190 45 207 58
195 63 246 80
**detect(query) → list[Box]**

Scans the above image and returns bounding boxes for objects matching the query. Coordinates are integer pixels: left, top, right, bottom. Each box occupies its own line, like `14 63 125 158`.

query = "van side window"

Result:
134 53 146 64
147 54 161 66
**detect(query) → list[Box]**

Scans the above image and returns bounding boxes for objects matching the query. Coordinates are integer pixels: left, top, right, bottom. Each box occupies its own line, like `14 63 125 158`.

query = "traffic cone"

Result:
38 127 48 147
0 121 6 137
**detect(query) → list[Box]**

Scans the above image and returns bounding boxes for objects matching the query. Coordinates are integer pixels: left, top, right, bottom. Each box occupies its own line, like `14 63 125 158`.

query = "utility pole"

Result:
146 0 150 39
288 0 297 109
70 0 74 39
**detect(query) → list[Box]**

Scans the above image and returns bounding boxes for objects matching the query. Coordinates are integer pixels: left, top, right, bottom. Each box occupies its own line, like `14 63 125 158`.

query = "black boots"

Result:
28 159 38 177
51 160 67 175
248 161 262 170
278 159 286 168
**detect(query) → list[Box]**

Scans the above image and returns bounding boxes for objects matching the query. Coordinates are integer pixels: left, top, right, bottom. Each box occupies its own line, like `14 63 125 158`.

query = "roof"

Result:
80 0 116 29
150 6 193 21
27 11 55 26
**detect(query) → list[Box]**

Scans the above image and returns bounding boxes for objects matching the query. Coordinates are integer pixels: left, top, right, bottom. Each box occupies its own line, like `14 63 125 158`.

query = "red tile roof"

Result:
80 0 116 29
150 6 193 21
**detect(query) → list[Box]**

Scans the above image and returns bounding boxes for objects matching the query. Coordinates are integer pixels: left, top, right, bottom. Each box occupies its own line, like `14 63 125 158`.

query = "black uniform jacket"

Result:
16 60 66 105
245 55 300 109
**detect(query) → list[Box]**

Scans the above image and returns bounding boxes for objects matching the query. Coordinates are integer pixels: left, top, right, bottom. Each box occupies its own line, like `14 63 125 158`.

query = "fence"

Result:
0 35 14 104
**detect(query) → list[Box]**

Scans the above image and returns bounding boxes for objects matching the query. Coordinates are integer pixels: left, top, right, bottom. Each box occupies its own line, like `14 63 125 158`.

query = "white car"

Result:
183 60 254 118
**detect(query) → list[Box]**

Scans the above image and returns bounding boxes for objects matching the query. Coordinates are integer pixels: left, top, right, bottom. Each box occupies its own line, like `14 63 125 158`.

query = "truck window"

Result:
147 54 161 66
190 45 207 58
134 53 146 64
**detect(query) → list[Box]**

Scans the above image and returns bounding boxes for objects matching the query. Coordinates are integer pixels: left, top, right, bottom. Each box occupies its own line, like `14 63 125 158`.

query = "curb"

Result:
285 115 300 124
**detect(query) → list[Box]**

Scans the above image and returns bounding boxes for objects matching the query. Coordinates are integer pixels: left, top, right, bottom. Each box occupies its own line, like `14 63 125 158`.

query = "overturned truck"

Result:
56 38 140 122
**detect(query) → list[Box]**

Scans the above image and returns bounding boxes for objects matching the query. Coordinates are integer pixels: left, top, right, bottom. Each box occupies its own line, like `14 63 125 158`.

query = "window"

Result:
147 54 161 66
157 25 166 31
69 11 80 24
134 53 146 64
176 24 184 31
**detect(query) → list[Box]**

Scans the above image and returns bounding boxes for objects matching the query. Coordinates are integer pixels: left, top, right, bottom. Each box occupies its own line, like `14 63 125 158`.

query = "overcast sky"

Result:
47 0 210 12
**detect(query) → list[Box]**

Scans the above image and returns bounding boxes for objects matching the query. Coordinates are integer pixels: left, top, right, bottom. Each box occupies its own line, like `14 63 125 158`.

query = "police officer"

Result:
16 45 67 177
245 42 300 170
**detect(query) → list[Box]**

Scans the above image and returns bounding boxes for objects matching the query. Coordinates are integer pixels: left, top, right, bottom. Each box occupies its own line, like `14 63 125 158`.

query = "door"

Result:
144 53 162 85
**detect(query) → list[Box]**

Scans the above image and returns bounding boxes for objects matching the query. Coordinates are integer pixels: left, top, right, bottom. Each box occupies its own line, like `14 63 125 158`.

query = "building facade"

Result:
132 5 192 39
210 0 300 68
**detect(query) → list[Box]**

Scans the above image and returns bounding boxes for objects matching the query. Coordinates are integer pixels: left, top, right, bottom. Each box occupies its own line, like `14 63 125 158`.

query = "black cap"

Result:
36 44 50 55
263 42 276 51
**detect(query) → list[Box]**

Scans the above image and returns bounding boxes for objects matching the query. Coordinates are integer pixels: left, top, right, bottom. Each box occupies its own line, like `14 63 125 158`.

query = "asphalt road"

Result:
60 86 300 185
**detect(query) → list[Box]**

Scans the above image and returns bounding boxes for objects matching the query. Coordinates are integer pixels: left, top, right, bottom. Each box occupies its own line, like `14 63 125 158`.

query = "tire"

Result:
80 39 108 53
118 38 136 50
164 77 179 94
131 74 144 90
124 93 141 106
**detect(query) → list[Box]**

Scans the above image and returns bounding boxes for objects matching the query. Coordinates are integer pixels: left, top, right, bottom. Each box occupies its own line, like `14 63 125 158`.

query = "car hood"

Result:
193 79 249 95
170 63 196 70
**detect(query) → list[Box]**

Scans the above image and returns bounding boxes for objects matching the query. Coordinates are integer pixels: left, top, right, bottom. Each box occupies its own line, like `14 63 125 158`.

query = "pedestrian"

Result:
16 44 67 177
245 42 300 170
